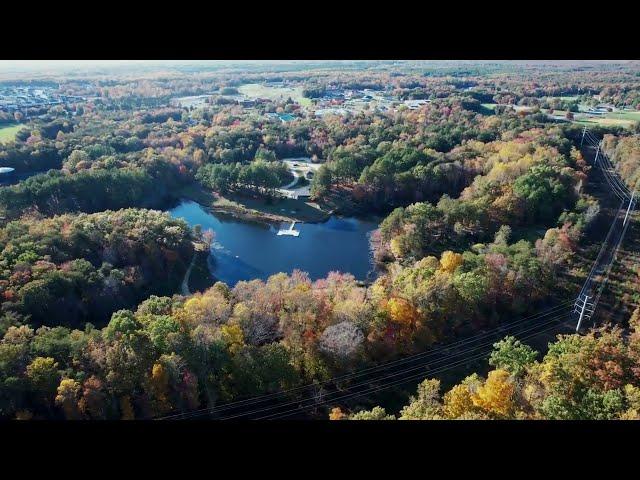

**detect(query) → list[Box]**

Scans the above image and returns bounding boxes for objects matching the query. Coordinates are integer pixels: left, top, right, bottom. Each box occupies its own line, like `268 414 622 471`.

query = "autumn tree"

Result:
489 336 537 377
471 369 516 419
399 378 443 419
55 378 81 420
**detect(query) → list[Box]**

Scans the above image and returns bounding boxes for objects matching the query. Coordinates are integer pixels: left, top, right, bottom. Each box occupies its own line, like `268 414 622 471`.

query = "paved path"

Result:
280 169 300 190
277 158 321 198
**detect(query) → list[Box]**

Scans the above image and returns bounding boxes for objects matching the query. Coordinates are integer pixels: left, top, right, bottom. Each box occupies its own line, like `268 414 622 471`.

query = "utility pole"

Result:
580 125 587 147
594 141 601 166
576 295 590 332
623 190 636 227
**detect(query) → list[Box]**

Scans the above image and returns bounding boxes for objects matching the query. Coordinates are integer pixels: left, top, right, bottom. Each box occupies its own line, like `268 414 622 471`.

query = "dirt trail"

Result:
181 254 196 296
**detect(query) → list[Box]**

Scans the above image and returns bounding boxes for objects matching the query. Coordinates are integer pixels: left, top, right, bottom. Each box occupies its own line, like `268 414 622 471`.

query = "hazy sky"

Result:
0 60 634 75
0 60 308 72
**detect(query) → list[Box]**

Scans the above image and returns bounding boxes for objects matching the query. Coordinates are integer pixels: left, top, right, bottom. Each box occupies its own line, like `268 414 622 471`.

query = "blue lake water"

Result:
168 200 379 286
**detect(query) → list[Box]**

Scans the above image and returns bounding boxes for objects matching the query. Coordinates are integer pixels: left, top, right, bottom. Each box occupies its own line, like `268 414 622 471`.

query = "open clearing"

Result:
0 124 22 143
178 183 328 223
482 102 639 129
239 83 312 108
575 116 637 128
605 111 640 122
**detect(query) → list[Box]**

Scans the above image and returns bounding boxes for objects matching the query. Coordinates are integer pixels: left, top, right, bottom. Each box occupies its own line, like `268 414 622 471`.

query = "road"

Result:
277 158 321 199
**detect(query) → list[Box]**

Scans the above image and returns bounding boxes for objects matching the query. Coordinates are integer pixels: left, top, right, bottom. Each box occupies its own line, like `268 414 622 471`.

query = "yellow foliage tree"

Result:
150 362 171 415
439 251 463 274
443 384 476 419
386 297 420 329
120 396 135 420
471 369 516 418
329 407 346 420
221 323 245 355
177 290 231 327
390 236 405 258
55 378 81 420
620 384 640 420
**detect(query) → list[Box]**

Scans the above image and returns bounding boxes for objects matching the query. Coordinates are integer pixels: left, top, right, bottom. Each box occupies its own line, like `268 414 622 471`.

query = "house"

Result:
278 113 296 123
404 99 430 110
265 112 296 123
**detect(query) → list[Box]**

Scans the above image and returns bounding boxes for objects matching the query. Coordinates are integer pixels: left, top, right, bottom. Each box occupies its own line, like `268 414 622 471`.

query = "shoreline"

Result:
175 182 386 226
177 184 332 225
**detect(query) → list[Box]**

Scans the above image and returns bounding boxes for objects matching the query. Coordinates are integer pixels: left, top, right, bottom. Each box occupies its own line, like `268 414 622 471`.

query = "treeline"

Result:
302 86 326 98
196 159 291 195
336 314 640 420
0 261 538 420
602 133 640 191
0 218 588 420
0 151 192 219
374 129 592 263
0 117 601 420
0 208 194 329
0 142 62 173
138 108 184 124
308 99 564 212
0 202 591 420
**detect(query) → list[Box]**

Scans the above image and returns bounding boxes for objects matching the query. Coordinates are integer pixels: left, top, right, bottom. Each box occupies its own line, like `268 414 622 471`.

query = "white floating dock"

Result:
277 221 300 237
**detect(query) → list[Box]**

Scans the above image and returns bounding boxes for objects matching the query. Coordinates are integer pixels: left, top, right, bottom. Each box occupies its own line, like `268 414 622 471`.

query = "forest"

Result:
1 61 639 420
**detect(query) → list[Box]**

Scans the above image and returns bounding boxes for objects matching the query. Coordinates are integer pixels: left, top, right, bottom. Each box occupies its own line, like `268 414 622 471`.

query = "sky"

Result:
0 60 306 72
0 60 635 75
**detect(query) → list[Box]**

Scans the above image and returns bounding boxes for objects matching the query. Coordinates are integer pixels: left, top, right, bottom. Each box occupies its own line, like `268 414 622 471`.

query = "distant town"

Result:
0 85 86 115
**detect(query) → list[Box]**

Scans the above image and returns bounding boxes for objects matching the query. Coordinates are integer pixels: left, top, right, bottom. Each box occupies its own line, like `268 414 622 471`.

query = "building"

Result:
404 99 431 110
266 112 296 123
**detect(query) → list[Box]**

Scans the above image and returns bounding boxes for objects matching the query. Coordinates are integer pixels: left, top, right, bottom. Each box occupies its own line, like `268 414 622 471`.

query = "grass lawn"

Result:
575 117 637 128
0 124 23 143
554 95 581 101
543 109 570 117
239 83 312 108
215 194 328 223
571 107 640 129
481 103 497 111
605 111 640 122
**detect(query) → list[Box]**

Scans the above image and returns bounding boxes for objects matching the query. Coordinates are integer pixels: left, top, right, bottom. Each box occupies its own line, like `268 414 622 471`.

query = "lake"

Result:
168 200 379 286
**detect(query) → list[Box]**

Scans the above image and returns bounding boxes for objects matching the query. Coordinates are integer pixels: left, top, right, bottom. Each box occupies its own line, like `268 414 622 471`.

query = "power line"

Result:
573 128 635 331
218 312 571 420
255 316 570 420
160 127 632 421
159 301 571 420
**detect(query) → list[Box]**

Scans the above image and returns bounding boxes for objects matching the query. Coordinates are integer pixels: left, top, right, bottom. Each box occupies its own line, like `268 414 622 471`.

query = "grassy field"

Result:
575 116 637 128
213 194 328 223
543 109 570 117
239 83 312 108
0 124 22 143
555 95 581 102
481 102 639 129
605 111 640 122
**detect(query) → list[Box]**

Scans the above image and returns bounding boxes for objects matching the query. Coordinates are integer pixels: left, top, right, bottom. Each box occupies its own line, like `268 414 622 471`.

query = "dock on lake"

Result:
277 221 300 237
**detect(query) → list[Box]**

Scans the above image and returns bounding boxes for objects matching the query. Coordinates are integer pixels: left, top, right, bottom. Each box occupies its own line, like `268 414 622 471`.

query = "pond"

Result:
167 200 379 286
